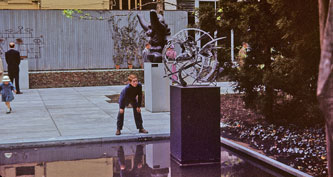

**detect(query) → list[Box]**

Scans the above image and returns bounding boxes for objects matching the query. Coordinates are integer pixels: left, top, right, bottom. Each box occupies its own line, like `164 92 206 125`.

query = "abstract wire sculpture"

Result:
162 28 225 86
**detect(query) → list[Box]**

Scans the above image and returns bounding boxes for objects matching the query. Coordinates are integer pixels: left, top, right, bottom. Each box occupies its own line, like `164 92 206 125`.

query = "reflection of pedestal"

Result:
19 59 29 89
170 160 220 177
170 85 220 165
144 63 170 112
146 142 170 174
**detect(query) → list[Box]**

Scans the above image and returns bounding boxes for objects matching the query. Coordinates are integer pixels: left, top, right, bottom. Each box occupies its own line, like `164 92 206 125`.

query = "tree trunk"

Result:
319 76 333 177
318 0 329 48
264 46 274 120
317 0 333 176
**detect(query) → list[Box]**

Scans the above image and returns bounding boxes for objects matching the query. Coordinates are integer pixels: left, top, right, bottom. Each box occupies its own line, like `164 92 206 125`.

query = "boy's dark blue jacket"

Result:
119 83 142 109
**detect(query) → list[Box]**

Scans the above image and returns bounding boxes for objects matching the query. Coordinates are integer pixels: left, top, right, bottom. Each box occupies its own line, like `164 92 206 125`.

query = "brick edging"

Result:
29 69 144 88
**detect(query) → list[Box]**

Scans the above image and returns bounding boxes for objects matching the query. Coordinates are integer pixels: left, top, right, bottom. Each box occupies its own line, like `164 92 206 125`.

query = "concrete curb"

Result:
0 133 170 150
221 137 312 177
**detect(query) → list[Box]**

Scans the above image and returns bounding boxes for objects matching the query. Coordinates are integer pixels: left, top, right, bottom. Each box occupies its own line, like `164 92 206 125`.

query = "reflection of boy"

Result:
117 145 150 177
116 74 148 135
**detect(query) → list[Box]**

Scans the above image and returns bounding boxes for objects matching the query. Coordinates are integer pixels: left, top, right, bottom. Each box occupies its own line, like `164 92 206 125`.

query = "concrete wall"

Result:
0 10 188 71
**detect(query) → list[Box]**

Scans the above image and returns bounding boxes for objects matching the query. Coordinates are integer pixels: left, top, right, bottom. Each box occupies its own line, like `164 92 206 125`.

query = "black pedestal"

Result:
170 85 220 165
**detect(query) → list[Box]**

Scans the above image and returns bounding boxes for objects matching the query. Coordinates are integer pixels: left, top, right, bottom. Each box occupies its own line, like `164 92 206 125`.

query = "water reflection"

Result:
171 161 220 177
0 141 283 177
220 148 279 177
116 145 151 177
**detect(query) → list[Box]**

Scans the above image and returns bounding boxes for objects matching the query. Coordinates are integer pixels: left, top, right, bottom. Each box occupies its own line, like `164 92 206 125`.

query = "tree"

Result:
215 0 285 121
200 0 322 125
317 0 333 175
268 0 321 124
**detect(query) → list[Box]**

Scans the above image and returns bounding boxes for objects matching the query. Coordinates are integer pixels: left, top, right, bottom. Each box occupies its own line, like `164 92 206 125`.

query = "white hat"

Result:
2 76 10 82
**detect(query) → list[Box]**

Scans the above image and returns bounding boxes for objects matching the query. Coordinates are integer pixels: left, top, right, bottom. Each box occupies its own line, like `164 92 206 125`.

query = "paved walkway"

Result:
0 82 236 148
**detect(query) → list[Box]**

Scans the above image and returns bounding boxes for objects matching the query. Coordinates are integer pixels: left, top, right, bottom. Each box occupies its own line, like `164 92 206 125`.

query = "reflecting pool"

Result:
0 140 286 177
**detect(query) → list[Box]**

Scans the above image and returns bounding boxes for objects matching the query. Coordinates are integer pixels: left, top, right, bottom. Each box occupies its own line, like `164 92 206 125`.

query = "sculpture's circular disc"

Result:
162 28 224 86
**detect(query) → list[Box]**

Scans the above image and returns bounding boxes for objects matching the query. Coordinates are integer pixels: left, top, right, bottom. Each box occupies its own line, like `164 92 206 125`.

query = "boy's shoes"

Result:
139 128 148 134
115 129 121 135
6 108 11 114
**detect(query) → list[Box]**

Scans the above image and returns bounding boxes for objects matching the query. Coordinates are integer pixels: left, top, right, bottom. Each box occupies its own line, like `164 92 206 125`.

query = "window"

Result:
111 0 155 10
141 0 155 10
16 166 35 176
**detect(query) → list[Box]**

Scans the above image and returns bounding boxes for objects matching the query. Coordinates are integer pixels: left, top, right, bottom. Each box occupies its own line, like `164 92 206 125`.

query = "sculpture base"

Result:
146 142 170 169
170 159 220 177
144 62 170 112
170 85 220 166
19 59 29 89
170 155 220 166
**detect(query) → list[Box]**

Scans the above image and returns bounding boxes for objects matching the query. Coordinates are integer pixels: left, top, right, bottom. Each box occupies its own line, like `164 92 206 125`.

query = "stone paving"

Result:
0 82 235 148
0 86 170 147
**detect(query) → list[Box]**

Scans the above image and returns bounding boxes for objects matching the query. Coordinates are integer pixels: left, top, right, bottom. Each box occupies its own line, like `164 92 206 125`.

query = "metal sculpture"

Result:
162 28 225 86
137 10 171 63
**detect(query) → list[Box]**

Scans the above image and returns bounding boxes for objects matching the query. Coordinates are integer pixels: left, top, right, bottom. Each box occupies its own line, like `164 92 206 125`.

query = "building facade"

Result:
0 0 177 10
0 0 39 9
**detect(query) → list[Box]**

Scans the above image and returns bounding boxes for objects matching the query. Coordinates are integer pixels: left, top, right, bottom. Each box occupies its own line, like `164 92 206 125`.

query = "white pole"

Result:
214 0 217 46
215 0 217 13
195 0 200 47
231 29 234 62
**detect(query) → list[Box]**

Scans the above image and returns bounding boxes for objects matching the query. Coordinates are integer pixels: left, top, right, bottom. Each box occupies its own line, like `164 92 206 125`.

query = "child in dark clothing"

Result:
116 74 148 135
0 76 16 114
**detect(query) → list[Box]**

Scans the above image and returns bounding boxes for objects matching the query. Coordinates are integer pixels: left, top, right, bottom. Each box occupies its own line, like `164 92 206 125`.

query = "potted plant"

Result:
113 55 122 69
109 13 148 69
121 13 148 69
113 43 123 69
109 16 124 69
136 50 144 68
126 48 134 69
136 31 146 68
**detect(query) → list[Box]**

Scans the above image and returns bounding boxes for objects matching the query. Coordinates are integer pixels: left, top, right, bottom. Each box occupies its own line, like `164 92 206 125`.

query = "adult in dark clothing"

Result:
116 74 148 135
5 42 22 94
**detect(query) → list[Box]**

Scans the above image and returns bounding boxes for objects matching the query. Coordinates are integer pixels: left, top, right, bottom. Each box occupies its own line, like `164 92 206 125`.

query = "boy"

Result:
116 74 148 135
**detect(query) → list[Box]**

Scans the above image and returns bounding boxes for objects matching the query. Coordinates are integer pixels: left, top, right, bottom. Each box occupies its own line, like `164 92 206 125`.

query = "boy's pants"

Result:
117 103 143 130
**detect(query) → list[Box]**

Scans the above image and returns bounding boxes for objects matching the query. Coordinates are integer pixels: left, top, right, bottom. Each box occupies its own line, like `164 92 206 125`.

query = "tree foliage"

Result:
197 0 322 125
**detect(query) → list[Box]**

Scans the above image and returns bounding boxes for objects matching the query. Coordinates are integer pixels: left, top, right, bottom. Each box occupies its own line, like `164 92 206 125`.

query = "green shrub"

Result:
198 0 323 126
